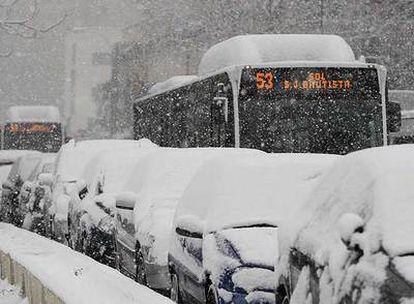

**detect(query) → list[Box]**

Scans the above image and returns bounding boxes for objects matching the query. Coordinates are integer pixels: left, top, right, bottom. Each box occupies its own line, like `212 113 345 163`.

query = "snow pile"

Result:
147 75 198 96
0 279 27 304
6 106 61 123
199 34 356 75
0 223 173 304
125 148 262 266
278 144 414 303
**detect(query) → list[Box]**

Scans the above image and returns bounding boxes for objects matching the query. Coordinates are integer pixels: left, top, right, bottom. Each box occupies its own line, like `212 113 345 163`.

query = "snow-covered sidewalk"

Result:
0 223 173 304
0 280 26 304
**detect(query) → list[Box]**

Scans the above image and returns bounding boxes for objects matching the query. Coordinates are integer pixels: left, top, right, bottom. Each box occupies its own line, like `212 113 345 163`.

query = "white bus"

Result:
133 35 400 154
2 106 64 153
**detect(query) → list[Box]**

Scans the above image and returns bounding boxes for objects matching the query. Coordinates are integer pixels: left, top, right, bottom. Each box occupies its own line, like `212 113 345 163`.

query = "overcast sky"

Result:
0 0 141 120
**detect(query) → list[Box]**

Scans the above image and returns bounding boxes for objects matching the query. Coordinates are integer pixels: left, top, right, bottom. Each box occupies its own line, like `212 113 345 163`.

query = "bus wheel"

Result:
170 273 182 303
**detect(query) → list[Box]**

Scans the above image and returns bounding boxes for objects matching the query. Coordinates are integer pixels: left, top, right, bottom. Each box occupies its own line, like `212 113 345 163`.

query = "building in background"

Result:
62 27 122 138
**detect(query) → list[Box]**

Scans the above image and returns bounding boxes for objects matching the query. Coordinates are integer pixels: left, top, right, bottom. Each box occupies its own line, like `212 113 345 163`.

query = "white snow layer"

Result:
199 34 356 75
172 152 338 284
55 139 156 183
277 144 414 304
147 75 198 96
6 106 61 123
126 148 262 266
0 150 40 165
295 145 414 258
0 279 27 304
174 152 339 234
0 223 172 304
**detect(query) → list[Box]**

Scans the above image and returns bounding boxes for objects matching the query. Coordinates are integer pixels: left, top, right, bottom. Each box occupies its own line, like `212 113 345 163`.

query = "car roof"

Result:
174 152 339 234
293 144 414 258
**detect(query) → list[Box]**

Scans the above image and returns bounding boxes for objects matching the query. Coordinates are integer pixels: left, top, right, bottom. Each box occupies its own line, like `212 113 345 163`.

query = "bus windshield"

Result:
3 122 63 153
238 67 383 154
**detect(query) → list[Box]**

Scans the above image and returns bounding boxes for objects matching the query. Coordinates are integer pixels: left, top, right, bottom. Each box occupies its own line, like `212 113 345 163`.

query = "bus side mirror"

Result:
212 96 229 124
387 101 401 133
211 82 229 124
2 180 12 190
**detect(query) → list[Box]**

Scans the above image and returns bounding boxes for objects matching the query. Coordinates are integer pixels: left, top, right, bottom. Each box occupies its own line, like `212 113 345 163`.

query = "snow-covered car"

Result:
48 138 156 244
0 150 37 185
114 148 263 294
169 153 338 304
276 145 414 304
19 153 56 235
68 145 157 266
0 152 43 226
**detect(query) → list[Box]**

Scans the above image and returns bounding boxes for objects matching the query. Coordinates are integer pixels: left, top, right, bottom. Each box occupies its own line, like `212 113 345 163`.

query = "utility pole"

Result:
320 0 324 34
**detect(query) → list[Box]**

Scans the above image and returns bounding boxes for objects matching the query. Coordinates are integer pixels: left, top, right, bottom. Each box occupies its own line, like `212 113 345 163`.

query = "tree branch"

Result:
0 0 67 38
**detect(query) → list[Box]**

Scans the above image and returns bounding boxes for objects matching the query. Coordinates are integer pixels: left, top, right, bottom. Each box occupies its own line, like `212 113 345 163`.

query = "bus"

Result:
388 90 414 144
2 106 64 153
133 35 401 154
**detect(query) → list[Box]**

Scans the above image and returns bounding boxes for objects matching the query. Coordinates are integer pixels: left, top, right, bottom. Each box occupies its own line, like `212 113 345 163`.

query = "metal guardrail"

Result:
0 250 63 304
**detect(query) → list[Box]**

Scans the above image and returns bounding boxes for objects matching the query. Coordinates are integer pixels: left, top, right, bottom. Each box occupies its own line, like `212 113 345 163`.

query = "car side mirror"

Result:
175 226 203 239
38 173 54 187
211 83 229 124
2 180 12 190
338 213 365 252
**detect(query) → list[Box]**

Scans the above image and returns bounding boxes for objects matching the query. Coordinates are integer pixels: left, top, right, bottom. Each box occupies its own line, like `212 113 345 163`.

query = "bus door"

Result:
210 83 229 147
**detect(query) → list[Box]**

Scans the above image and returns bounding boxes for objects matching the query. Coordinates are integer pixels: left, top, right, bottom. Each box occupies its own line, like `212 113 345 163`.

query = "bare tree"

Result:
0 0 67 56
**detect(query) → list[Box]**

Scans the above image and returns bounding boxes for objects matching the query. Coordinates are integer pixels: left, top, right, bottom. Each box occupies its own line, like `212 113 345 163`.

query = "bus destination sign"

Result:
7 123 55 133
256 70 352 92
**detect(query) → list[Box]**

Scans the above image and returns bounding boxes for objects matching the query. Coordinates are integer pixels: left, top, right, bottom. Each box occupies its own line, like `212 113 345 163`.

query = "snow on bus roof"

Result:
198 34 356 76
148 75 199 96
402 110 414 119
7 106 61 123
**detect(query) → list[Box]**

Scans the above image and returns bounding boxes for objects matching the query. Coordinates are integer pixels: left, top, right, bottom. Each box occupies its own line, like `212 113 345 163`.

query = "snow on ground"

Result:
198 34 356 75
0 280 27 304
0 223 173 304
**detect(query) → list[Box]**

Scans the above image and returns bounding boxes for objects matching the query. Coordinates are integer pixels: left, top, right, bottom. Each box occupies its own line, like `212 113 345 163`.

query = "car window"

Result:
19 157 42 181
